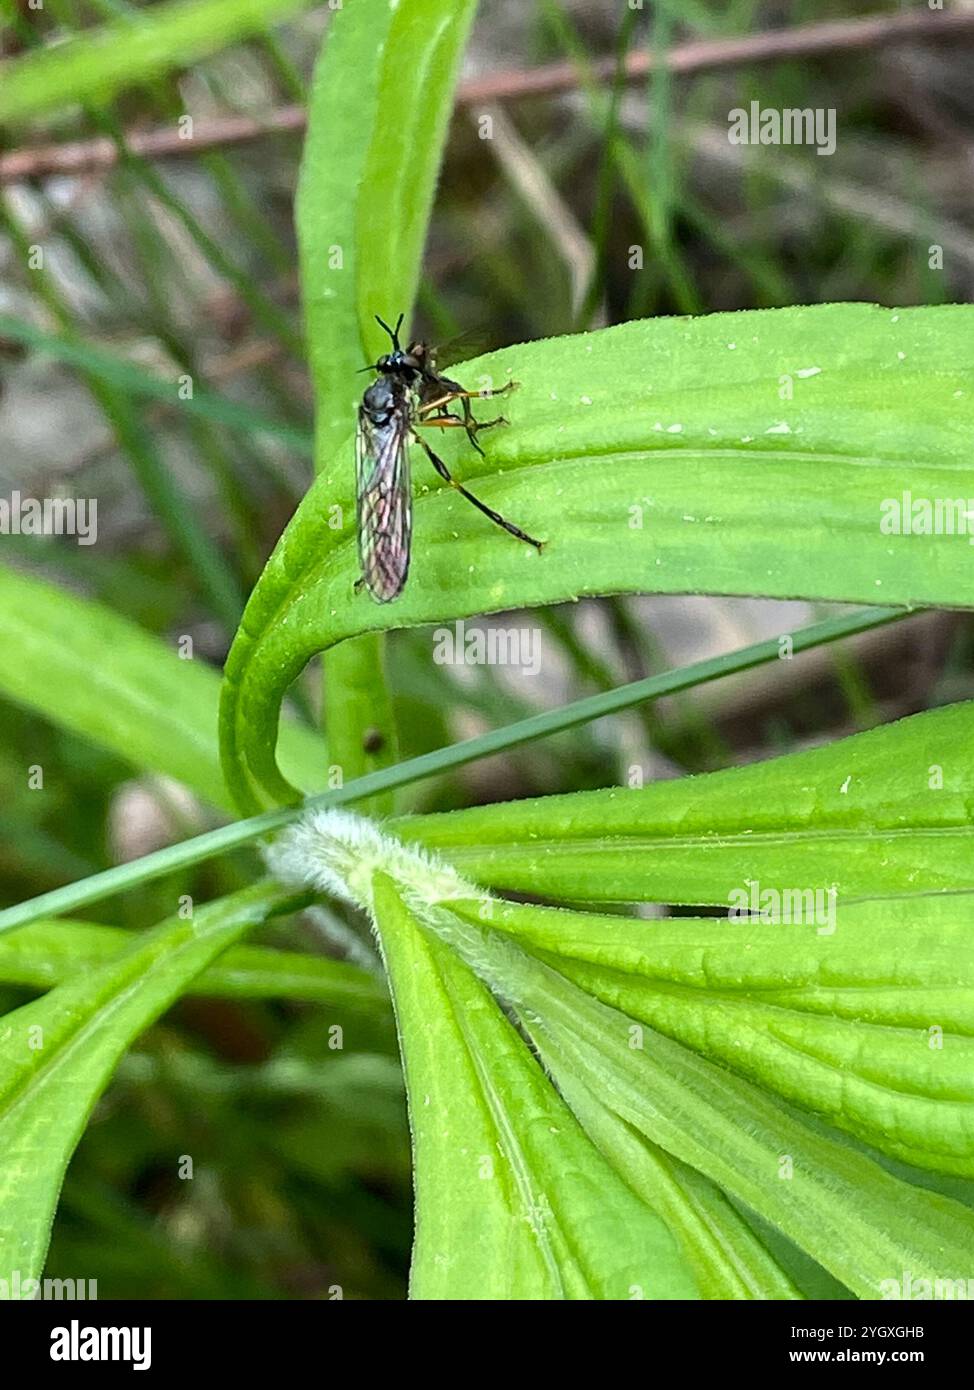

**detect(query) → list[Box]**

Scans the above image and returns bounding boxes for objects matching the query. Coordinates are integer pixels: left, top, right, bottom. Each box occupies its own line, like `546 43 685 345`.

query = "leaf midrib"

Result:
435 823 974 855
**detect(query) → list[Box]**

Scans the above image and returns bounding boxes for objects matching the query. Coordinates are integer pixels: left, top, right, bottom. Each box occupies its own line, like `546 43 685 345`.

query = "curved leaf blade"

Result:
0 565 326 811
0 882 304 1287
219 304 974 811
400 699 974 903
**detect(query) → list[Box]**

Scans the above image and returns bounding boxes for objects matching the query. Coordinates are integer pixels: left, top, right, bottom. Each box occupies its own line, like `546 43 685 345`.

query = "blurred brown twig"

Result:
2 9 972 183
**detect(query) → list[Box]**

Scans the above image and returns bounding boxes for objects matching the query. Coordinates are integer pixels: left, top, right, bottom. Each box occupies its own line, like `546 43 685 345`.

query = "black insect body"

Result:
356 371 414 603
355 314 542 603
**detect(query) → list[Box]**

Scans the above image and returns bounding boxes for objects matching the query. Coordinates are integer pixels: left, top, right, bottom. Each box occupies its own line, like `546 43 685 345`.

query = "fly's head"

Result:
375 345 425 381
364 315 436 385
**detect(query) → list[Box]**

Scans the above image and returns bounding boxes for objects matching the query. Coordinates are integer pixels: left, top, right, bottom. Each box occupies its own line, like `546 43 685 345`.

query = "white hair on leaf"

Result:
264 808 482 919
267 810 564 1023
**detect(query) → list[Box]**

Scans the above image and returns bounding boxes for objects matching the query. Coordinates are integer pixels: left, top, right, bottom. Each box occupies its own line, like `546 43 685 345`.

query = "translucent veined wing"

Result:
356 399 412 603
428 321 493 372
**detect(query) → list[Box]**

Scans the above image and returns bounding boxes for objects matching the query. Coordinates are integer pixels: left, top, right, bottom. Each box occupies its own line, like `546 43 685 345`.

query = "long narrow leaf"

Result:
0 882 305 1286
0 0 318 125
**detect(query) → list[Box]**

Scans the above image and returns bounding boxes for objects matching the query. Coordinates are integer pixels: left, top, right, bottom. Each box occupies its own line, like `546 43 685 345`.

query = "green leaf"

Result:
402 892 974 1300
0 918 388 1015
400 699 974 903
295 0 478 801
0 565 327 811
0 0 318 126
513 954 974 1301
551 1069 803 1300
353 1 479 359
297 0 480 462
267 810 974 1299
0 881 304 1287
446 892 974 1176
361 871 699 1299
219 304 974 811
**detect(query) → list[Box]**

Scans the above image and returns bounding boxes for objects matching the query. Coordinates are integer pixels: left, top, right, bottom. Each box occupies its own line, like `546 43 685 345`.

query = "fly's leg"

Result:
421 381 519 411
420 380 518 457
417 411 506 457
413 432 543 551
458 392 502 457
416 396 508 456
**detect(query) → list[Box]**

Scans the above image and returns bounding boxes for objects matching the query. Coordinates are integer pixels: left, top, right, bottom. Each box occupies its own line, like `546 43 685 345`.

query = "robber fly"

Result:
355 313 542 603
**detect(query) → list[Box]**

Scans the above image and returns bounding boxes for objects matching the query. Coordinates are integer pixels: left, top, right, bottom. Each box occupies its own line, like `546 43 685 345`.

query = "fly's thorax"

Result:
406 341 432 372
362 374 409 425
417 369 463 410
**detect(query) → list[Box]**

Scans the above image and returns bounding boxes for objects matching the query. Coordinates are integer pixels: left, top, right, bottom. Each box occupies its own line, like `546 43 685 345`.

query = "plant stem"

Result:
0 605 909 934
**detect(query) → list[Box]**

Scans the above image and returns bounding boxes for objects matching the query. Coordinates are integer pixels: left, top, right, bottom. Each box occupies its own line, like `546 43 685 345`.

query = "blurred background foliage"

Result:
1 0 973 1297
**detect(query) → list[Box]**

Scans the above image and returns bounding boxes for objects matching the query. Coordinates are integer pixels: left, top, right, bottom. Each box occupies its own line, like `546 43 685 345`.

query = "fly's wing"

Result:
356 404 412 602
414 324 492 413
432 322 492 372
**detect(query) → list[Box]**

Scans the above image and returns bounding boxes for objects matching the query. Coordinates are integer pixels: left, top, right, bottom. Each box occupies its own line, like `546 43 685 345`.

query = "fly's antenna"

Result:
359 312 405 372
375 312 405 350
